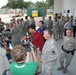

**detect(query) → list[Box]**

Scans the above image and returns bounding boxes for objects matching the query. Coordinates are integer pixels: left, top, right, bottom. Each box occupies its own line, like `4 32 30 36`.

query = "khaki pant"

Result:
29 48 41 72
36 48 41 72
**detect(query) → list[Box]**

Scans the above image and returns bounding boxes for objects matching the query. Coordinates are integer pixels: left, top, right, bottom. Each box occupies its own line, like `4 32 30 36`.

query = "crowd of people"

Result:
0 13 76 75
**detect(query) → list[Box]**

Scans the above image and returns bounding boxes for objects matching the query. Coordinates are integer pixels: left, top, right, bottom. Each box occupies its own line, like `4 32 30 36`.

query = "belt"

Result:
62 45 75 55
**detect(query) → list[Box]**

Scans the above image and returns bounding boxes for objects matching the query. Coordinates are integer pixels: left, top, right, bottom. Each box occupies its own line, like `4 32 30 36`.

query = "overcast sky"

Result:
0 0 45 8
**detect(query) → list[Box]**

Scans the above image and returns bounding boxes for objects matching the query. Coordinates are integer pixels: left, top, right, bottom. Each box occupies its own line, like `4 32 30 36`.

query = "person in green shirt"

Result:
10 44 38 75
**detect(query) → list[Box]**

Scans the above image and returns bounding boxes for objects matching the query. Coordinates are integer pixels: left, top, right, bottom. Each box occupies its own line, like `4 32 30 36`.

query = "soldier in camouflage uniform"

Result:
58 15 66 38
24 16 29 35
52 17 59 41
57 29 76 73
46 16 53 30
29 16 35 25
11 23 21 47
17 20 26 37
10 18 16 28
41 29 58 75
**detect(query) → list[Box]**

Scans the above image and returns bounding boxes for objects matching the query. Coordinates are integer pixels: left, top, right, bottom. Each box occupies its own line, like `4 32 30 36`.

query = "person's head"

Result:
12 18 16 22
30 16 33 19
6 23 10 29
68 18 72 23
42 17 45 20
54 13 58 18
66 29 72 38
66 14 69 18
11 45 26 63
43 28 52 40
17 19 20 24
71 15 73 19
19 20 22 25
57 15 61 19
39 20 44 28
49 16 51 20
21 18 24 21
54 17 57 21
13 23 16 28
61 15 64 20
28 25 36 34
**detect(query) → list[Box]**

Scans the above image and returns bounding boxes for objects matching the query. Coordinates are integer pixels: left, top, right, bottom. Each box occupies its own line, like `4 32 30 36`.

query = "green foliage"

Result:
35 1 46 8
2 0 54 9
46 0 54 8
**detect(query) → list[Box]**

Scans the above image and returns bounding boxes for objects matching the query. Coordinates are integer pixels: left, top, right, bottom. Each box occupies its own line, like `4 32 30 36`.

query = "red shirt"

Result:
32 30 44 51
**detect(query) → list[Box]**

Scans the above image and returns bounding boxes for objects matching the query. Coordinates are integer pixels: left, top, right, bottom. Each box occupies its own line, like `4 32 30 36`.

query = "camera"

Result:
21 38 31 52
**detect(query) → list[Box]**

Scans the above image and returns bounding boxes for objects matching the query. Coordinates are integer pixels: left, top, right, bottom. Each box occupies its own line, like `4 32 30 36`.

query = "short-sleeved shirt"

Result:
10 62 38 75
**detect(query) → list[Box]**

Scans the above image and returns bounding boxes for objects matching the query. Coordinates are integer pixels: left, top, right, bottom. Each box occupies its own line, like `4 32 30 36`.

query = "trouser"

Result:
59 51 73 67
29 48 41 72
36 48 41 72
42 59 57 75
59 29 63 38
53 29 59 39
64 29 67 36
73 26 76 38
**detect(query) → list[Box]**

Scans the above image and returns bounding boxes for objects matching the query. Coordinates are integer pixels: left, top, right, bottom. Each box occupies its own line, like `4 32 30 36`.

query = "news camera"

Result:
21 39 31 52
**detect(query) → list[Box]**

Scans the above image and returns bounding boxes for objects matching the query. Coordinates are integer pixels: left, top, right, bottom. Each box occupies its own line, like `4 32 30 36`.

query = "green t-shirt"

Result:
10 62 38 75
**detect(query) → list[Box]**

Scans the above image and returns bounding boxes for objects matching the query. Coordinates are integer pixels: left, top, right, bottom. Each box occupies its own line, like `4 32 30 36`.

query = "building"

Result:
54 0 76 17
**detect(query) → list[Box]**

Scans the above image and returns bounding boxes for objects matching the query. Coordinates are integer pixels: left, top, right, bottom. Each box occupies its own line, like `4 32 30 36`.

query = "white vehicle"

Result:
9 9 24 17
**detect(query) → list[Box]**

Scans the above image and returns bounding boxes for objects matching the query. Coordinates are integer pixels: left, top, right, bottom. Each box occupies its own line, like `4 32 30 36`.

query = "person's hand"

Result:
30 42 34 47
26 52 30 55
21 36 26 40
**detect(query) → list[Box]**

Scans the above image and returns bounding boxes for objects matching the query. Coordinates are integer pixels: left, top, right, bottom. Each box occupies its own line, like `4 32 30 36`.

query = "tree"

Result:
46 0 54 8
23 1 33 9
35 1 46 8
6 0 24 9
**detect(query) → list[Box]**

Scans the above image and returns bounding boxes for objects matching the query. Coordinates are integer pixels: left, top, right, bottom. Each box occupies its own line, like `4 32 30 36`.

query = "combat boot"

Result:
63 67 67 73
57 66 64 70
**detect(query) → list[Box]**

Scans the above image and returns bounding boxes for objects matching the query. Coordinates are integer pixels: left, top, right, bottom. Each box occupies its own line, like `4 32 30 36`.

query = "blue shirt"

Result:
64 22 72 29
37 27 46 35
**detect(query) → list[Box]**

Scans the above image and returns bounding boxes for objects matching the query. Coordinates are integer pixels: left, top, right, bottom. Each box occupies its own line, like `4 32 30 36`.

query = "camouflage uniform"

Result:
11 27 21 47
24 19 29 35
17 25 25 37
29 19 35 25
10 21 16 28
58 19 65 38
46 19 53 30
58 36 76 73
52 20 59 40
41 38 58 75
